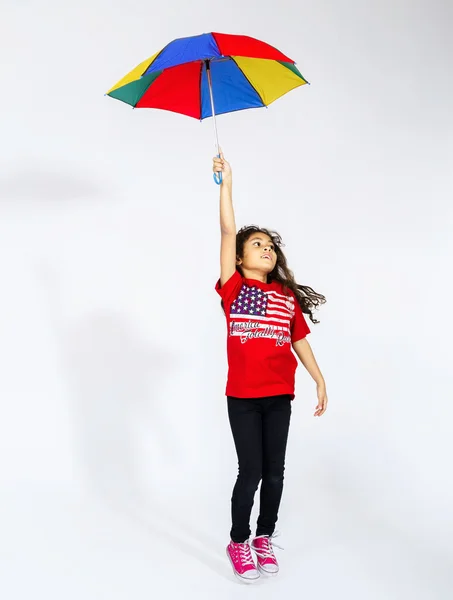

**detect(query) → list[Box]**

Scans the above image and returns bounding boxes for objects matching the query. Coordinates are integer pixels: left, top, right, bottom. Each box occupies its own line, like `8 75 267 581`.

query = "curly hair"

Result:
230 225 326 324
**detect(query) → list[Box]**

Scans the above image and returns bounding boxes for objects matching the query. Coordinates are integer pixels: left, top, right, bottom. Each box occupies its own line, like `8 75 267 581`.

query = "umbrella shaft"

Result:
206 60 220 154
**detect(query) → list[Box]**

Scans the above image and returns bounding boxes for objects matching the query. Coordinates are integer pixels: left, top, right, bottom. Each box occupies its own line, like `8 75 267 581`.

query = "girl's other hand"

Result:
212 150 232 183
314 383 328 416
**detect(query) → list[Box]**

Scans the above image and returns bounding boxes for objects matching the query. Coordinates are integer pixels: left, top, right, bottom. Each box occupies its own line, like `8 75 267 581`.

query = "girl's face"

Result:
238 233 277 274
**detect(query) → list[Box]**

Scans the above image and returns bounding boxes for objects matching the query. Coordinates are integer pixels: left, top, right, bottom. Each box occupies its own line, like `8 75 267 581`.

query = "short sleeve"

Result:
215 270 243 307
291 297 311 343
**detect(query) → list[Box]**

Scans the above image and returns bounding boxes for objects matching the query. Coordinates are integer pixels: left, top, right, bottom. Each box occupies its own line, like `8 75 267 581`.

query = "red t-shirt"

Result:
215 270 310 399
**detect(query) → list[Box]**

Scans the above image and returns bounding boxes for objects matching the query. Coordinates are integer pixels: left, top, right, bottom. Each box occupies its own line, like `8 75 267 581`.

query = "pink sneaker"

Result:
251 532 283 576
226 540 260 583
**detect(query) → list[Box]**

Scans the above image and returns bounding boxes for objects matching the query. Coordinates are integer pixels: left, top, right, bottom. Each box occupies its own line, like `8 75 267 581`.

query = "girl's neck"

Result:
241 269 268 284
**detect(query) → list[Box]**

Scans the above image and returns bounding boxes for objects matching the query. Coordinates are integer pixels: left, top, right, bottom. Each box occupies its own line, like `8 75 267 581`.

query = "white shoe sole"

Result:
257 562 279 577
226 548 260 584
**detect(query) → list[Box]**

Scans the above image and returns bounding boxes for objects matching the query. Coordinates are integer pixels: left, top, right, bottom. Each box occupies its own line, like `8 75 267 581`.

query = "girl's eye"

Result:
254 241 274 250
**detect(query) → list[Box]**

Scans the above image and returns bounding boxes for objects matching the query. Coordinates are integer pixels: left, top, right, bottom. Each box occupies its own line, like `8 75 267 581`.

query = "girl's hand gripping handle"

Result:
212 151 231 186
213 154 223 185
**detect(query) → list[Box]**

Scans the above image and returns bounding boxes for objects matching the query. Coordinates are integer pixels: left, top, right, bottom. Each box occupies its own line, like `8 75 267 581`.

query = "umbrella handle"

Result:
213 154 223 185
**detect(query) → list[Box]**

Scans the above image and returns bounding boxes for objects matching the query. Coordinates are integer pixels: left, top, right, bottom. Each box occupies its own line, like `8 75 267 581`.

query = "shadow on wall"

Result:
36 261 175 502
37 264 230 578
0 162 112 210
61 310 175 501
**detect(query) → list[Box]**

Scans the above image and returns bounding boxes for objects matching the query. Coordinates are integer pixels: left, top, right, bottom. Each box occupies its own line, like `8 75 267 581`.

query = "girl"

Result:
213 152 328 584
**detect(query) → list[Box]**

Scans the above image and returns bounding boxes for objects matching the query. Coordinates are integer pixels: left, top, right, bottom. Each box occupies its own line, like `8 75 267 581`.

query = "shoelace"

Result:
252 531 284 559
235 541 256 567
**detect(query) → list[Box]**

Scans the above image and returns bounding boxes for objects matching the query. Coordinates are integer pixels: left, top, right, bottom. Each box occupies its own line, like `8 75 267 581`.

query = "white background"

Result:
1 0 452 598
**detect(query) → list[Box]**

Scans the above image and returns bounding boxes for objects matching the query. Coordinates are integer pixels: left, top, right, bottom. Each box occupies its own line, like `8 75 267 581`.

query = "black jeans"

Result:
227 395 292 543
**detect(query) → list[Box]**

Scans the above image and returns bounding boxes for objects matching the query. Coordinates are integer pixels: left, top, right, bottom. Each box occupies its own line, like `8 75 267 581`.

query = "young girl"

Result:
213 152 328 584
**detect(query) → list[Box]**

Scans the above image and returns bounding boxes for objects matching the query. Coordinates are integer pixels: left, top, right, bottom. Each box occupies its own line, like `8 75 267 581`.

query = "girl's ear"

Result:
236 256 242 266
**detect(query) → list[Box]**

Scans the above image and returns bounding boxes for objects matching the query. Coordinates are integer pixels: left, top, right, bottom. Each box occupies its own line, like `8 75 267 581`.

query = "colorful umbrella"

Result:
106 32 309 183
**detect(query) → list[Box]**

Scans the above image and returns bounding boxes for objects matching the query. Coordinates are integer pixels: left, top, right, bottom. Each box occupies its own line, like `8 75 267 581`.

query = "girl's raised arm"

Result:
213 153 236 287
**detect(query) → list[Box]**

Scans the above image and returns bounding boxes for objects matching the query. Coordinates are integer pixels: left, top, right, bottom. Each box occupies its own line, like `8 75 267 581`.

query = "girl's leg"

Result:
227 397 264 543
256 395 292 537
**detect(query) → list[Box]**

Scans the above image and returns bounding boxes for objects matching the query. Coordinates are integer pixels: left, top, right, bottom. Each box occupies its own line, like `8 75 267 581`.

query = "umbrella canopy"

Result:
106 32 309 120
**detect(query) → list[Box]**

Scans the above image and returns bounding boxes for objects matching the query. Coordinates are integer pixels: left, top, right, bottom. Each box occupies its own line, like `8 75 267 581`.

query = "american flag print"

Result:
229 283 295 345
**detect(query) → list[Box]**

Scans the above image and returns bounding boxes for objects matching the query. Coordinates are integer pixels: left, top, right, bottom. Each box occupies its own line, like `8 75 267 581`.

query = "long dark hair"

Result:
229 225 326 324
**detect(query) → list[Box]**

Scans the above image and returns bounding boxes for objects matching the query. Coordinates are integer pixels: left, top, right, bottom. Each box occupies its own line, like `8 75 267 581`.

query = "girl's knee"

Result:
262 471 284 486
238 466 262 487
